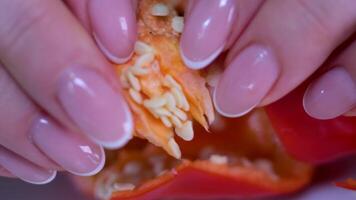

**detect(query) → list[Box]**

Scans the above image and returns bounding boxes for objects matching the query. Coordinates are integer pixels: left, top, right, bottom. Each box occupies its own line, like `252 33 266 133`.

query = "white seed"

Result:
180 92 190 111
120 71 130 88
254 159 279 181
143 96 167 108
240 157 253 168
170 115 182 127
135 53 155 68
164 75 182 90
130 65 149 76
170 87 183 108
127 71 141 91
164 92 176 110
168 138 181 159
170 107 187 121
151 3 169 16
209 154 228 165
128 88 142 104
153 107 171 116
112 183 135 192
148 108 159 119
151 61 160 72
160 116 172 128
175 121 193 141
171 16 184 33
134 41 154 55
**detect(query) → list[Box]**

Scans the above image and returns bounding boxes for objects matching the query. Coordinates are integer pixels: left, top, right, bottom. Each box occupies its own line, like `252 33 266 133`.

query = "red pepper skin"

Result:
266 83 356 164
111 163 311 200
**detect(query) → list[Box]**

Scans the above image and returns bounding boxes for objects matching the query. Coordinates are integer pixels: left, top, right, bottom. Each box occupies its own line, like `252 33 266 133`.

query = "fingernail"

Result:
303 67 356 120
90 0 136 64
214 44 279 117
180 0 237 69
57 67 133 149
31 117 105 176
0 147 57 184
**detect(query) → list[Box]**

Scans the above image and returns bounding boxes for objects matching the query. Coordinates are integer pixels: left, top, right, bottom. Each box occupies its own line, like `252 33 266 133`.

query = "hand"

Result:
0 0 136 184
180 0 356 120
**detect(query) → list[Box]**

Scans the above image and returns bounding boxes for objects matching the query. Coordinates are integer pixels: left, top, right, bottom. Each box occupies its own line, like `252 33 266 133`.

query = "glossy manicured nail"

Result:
303 67 356 120
180 0 237 69
214 44 279 117
57 67 133 149
90 0 136 64
0 147 56 184
31 117 105 176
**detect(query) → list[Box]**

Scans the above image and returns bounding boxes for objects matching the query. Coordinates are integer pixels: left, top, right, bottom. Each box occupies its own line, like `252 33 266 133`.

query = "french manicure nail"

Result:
214 44 279 117
31 117 105 176
94 34 133 64
180 0 237 69
57 67 133 149
0 147 57 184
303 67 356 120
90 0 136 64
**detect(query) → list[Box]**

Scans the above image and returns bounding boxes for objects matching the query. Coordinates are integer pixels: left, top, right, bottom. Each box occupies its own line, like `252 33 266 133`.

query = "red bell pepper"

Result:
74 109 313 200
266 83 356 164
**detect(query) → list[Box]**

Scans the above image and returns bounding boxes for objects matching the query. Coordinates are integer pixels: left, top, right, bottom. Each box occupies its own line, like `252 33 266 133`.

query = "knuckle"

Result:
0 0 48 52
295 0 334 42
295 0 356 44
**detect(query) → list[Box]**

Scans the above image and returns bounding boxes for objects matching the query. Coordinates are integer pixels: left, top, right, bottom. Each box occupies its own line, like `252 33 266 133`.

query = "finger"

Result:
89 0 137 64
0 146 57 185
0 63 105 175
0 65 59 170
31 116 105 176
303 41 356 119
214 0 356 117
0 165 15 178
65 0 91 30
180 0 263 69
0 0 133 148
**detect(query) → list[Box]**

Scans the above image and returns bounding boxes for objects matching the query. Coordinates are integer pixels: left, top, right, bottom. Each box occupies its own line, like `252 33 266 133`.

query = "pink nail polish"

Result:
57 67 133 149
90 0 136 64
214 44 279 117
0 146 56 184
303 67 356 120
31 117 105 176
180 0 237 69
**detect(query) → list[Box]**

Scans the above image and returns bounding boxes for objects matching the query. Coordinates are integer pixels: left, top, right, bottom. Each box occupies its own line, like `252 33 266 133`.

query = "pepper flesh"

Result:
116 0 213 158
89 109 313 200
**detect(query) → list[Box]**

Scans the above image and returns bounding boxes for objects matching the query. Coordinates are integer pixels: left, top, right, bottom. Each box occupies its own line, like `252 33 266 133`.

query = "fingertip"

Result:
70 147 105 177
89 0 137 64
25 170 57 185
94 33 133 64
303 67 356 120
180 0 237 69
180 43 224 70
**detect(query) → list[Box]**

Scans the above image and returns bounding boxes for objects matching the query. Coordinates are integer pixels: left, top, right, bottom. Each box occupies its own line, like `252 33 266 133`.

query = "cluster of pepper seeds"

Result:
120 41 193 159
